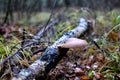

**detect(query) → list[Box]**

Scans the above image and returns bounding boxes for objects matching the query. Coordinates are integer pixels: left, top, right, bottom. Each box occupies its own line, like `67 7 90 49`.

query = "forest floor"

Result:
0 8 120 80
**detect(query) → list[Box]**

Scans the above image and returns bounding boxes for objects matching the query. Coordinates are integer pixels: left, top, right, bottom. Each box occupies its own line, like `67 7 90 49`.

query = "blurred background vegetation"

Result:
0 0 120 80
0 0 120 25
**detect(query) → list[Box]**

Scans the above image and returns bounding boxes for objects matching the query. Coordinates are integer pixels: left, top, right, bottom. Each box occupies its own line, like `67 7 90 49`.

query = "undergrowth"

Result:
0 8 120 80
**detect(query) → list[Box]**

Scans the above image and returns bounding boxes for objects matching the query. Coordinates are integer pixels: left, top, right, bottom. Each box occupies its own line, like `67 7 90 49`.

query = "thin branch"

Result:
0 18 60 66
42 0 57 37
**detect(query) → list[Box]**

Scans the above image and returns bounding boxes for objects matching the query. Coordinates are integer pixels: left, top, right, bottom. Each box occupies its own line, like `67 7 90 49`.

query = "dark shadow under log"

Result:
12 18 88 80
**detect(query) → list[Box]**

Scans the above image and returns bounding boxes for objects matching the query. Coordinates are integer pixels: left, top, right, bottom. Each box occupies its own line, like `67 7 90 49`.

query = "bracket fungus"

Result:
58 38 88 50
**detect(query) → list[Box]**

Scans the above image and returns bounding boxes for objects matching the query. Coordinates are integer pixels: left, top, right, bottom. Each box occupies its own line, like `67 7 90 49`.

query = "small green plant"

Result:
110 10 120 26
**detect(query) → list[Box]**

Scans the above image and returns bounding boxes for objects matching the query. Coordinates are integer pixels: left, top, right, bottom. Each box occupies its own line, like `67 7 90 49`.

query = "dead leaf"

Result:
108 31 119 41
0 27 6 35
80 76 89 80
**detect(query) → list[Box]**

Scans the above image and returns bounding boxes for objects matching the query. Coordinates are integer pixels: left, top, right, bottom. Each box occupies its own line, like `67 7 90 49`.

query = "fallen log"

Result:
12 18 88 80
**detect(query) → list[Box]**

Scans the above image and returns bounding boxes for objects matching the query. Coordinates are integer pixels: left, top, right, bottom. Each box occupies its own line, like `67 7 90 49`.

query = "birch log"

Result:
12 18 88 80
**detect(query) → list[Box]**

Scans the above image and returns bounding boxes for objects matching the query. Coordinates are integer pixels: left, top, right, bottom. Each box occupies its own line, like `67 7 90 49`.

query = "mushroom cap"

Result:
58 38 88 48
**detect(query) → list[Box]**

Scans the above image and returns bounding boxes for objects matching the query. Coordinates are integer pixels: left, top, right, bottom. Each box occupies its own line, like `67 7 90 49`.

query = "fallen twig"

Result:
0 17 61 66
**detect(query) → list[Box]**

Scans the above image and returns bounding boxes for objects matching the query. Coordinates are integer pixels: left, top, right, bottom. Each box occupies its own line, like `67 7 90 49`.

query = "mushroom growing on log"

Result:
12 18 88 80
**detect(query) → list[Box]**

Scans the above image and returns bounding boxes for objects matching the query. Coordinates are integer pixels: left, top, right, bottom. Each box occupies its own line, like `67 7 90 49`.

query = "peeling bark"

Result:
12 18 88 80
